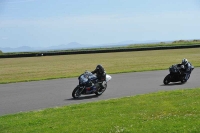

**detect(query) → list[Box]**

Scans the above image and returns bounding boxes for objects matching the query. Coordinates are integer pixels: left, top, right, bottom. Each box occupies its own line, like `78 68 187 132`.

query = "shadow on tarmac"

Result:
160 82 185 86
65 94 99 101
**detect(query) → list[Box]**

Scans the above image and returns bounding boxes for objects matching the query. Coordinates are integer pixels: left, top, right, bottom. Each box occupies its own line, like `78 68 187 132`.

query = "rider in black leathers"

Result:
91 64 106 90
179 58 193 80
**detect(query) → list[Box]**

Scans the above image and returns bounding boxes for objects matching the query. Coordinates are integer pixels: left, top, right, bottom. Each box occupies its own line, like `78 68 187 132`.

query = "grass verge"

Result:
0 88 200 133
0 48 200 84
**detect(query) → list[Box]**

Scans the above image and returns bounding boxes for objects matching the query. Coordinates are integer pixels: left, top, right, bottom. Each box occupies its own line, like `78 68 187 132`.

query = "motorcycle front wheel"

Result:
72 85 82 98
163 74 170 85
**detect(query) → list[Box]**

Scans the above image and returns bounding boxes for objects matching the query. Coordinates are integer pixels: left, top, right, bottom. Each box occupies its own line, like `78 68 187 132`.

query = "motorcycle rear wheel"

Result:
180 74 188 83
181 77 187 83
72 86 82 98
95 83 107 96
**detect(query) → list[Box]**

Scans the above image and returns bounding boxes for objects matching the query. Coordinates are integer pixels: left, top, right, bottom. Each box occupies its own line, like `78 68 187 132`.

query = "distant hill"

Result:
0 40 162 53
0 42 84 52
0 46 33 53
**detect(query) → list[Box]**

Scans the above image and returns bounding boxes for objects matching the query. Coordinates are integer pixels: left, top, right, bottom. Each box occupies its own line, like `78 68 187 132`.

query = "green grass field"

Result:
0 48 199 84
0 88 200 133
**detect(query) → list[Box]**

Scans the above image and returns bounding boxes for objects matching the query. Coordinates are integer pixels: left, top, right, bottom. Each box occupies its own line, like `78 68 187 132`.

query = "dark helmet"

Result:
96 64 104 73
182 58 188 65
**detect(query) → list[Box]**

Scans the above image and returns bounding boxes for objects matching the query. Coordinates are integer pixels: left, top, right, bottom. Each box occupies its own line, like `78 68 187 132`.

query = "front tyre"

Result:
72 86 82 98
95 82 107 96
163 74 170 85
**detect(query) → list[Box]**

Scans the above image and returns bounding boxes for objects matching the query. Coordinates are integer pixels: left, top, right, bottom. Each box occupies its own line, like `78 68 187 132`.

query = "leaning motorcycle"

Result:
72 71 112 98
163 64 194 85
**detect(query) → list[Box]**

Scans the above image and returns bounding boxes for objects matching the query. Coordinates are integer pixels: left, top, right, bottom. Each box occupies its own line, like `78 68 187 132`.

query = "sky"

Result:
0 0 200 48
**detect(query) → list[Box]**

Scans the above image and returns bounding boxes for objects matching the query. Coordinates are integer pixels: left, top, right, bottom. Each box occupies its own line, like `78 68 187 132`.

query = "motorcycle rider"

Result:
180 58 193 81
91 64 106 91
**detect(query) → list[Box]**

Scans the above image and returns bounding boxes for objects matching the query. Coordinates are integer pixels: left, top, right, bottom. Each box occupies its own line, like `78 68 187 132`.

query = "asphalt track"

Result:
0 68 200 116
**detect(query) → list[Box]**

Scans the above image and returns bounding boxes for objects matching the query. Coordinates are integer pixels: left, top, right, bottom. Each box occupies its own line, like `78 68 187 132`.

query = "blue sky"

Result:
0 0 200 48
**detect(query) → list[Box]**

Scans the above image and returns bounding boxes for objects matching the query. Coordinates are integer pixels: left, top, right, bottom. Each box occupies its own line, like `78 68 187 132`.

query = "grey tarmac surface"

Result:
0 68 200 116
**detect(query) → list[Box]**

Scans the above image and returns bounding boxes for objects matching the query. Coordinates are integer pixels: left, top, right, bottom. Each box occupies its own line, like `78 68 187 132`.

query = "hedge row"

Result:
0 44 200 58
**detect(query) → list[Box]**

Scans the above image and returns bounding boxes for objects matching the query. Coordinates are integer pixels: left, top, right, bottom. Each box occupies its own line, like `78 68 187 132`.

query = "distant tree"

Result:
193 39 200 42
0 50 3 54
173 40 190 43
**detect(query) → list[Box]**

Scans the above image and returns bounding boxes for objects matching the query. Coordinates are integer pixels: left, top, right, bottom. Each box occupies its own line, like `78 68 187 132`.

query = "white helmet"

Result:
182 58 188 65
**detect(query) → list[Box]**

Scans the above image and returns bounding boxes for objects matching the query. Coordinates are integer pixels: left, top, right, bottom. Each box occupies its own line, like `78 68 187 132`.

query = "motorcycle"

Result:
163 64 194 85
72 71 112 98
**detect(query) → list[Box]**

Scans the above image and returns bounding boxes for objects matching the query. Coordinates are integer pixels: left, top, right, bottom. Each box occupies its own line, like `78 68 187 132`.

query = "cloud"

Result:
1 0 35 4
0 10 200 35
1 37 8 40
